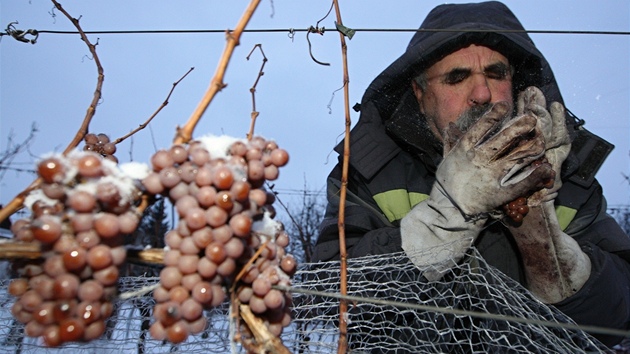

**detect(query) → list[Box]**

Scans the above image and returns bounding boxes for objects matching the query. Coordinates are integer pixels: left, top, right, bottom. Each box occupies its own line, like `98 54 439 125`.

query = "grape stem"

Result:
239 304 291 354
174 0 262 145
231 239 270 293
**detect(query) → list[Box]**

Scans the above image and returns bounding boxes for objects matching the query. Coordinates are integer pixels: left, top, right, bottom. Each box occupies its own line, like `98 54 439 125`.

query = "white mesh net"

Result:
0 246 615 353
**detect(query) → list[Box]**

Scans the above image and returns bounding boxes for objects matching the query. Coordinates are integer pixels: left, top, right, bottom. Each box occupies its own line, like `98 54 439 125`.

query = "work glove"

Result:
402 101 555 280
516 86 571 204
506 87 591 304
435 101 554 220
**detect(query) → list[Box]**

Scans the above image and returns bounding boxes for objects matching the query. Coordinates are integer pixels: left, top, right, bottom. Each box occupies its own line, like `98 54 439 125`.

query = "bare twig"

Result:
239 304 291 354
113 67 194 145
173 0 262 145
51 1 104 155
0 0 104 225
332 0 352 353
246 44 268 141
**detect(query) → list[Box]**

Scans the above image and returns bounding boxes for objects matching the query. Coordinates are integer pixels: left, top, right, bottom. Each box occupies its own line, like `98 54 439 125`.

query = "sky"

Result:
1 1 629 224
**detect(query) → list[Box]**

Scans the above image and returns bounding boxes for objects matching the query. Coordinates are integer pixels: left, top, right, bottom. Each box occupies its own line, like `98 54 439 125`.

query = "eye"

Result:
485 64 511 80
443 69 470 85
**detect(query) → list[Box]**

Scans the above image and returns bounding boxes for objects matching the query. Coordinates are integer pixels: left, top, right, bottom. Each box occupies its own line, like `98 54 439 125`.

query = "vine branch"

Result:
332 0 352 353
0 0 104 224
174 0 262 145
114 67 194 145
246 44 268 141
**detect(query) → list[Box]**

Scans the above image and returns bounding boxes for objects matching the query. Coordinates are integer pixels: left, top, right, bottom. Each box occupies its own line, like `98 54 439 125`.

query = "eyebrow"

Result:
437 61 511 82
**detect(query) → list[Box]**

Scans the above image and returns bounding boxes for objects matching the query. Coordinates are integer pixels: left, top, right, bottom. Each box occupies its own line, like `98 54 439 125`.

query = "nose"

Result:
468 74 491 105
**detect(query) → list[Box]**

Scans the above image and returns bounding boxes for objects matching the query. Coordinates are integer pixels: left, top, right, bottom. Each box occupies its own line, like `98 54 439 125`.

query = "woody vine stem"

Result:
331 0 352 353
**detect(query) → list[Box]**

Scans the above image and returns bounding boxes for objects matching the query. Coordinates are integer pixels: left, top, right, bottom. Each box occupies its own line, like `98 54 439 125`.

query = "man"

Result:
314 1 630 348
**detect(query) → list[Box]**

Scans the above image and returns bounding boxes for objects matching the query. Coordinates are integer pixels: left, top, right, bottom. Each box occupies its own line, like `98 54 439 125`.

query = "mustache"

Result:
455 103 493 133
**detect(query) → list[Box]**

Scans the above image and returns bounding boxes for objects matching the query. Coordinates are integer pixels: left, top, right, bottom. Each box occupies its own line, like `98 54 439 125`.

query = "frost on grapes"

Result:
142 135 295 345
8 148 148 347
7 134 295 347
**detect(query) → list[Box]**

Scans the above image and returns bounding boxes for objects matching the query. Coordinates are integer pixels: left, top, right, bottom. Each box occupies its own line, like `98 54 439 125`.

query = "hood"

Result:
365 1 564 119
341 1 570 179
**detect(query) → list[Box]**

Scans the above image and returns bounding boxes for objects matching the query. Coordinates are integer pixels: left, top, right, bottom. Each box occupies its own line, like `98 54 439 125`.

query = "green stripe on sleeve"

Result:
373 189 429 222
555 205 577 231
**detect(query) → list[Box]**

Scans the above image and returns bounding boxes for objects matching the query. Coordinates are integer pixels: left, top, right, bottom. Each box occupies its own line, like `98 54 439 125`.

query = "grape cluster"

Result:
83 133 118 163
503 197 529 223
8 151 143 346
142 136 296 344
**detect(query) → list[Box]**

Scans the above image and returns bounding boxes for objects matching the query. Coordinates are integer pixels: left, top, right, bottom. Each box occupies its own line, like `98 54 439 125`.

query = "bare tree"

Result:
0 123 38 181
277 183 326 264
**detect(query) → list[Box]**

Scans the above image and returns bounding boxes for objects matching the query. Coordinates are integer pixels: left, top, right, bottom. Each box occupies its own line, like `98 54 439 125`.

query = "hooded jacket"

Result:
314 1 630 347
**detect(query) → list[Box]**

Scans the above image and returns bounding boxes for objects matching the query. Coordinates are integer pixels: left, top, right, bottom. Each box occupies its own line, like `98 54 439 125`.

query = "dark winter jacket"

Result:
314 1 630 347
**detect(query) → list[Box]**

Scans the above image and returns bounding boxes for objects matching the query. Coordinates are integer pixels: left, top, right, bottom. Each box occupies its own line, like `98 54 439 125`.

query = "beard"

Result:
454 103 493 133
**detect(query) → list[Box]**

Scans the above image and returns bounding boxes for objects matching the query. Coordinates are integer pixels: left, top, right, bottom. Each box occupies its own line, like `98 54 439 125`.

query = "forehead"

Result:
426 45 510 74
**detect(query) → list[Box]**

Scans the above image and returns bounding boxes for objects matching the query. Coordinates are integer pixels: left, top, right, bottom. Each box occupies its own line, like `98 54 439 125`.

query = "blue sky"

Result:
1 1 629 219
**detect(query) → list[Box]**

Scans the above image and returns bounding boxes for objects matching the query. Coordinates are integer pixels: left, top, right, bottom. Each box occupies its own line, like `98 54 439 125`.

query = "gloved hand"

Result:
506 87 590 304
516 86 571 204
401 101 555 280
435 101 555 220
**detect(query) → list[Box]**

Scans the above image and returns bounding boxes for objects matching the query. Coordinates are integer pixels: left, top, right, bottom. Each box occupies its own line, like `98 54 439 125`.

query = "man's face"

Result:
412 45 513 141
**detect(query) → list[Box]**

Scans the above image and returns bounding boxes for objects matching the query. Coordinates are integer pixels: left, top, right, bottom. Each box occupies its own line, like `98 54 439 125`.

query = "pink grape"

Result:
181 298 203 321
263 289 285 310
38 157 65 183
179 237 201 255
270 148 289 167
166 320 189 344
118 211 139 234
185 207 207 231
68 190 96 212
31 215 63 244
229 213 252 237
160 266 183 290
205 242 227 264
197 257 218 279
212 166 234 190
168 285 189 303
93 213 120 238
77 154 103 178
151 150 174 171
42 183 66 200
191 281 214 305
159 166 181 189
205 205 228 228
178 255 199 275
87 244 112 270
169 144 188 164
142 173 165 194
252 276 272 297
196 186 217 207
53 273 80 300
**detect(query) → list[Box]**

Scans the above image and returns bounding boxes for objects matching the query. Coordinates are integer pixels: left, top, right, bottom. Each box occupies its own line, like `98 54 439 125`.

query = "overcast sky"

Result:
1 1 629 221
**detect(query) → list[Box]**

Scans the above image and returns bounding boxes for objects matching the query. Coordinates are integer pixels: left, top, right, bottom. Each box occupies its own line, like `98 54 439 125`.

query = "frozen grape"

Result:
59 318 85 343
229 213 252 237
205 205 228 228
169 144 188 164
160 266 183 290
31 215 63 244
38 157 65 183
62 247 87 271
93 213 120 238
77 154 103 178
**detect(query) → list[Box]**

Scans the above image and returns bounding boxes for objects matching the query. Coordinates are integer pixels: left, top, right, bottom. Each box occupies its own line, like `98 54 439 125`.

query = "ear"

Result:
411 81 424 113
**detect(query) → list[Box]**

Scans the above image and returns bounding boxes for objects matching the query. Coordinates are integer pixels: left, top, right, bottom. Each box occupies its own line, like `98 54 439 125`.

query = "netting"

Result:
0 245 614 353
